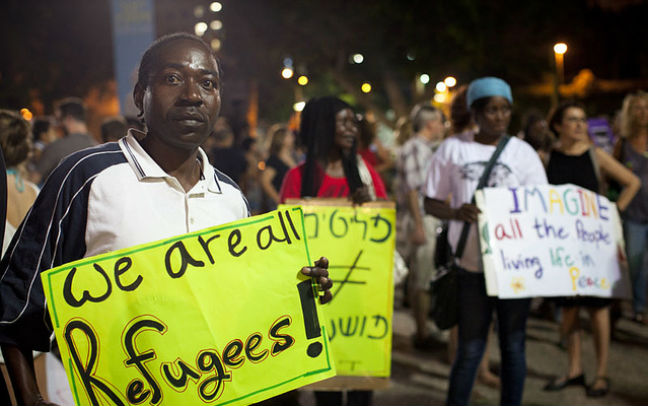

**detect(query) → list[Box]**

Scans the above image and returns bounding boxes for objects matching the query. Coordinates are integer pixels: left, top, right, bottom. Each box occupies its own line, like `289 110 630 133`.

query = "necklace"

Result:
6 168 25 192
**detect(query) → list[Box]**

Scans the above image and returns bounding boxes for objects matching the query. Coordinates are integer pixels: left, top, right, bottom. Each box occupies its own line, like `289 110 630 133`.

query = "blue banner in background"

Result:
110 0 155 116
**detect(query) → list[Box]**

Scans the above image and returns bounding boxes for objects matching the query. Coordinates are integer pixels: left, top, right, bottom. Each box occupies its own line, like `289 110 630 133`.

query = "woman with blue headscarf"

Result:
424 77 547 405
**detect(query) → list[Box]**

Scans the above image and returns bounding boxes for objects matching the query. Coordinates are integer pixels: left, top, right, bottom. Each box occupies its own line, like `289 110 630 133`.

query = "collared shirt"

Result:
396 135 437 213
0 132 249 351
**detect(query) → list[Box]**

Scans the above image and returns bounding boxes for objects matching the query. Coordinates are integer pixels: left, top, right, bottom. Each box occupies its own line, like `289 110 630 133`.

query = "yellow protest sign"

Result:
282 201 395 381
41 207 335 406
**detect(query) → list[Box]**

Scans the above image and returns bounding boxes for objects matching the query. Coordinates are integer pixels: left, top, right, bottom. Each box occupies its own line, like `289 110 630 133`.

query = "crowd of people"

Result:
0 31 647 406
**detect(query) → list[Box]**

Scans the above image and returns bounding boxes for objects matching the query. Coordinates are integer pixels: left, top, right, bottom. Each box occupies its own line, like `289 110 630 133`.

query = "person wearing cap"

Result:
424 77 547 405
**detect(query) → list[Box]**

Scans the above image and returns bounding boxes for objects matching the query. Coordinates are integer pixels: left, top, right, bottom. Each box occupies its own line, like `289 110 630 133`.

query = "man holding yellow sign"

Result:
0 33 333 406
40 207 335 406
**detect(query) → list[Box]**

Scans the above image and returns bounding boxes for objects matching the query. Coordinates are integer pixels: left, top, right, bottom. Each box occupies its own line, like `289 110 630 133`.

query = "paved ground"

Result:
299 295 648 405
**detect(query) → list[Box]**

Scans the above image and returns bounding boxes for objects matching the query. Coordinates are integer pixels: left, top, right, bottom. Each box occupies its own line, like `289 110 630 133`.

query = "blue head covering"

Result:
466 77 513 108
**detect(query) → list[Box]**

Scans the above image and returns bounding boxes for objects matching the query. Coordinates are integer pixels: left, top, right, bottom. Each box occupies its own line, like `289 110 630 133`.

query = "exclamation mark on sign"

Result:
297 279 323 358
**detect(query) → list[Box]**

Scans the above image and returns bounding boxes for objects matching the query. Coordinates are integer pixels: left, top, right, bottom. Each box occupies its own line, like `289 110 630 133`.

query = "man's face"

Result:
136 39 221 150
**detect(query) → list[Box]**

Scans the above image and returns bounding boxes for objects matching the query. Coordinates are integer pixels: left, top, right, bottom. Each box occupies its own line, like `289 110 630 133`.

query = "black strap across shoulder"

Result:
454 135 510 260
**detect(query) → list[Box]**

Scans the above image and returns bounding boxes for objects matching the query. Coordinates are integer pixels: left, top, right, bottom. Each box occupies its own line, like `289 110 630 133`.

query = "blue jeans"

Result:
624 220 648 314
446 269 530 406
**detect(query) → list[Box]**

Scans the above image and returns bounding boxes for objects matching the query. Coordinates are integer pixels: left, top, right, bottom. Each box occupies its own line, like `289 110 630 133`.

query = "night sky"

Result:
1 0 646 125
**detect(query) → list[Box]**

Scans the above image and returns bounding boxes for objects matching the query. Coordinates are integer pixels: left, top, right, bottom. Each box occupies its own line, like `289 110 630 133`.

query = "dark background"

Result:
1 0 646 133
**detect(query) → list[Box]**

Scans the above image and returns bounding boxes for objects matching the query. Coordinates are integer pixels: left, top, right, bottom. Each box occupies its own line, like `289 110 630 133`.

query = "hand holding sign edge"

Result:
301 257 333 304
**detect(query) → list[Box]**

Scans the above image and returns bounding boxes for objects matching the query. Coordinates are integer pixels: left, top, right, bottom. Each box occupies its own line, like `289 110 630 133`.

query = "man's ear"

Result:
133 83 145 113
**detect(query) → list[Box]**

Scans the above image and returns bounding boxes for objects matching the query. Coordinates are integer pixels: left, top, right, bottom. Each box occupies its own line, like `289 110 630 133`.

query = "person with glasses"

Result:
543 101 639 397
279 96 386 204
278 96 386 406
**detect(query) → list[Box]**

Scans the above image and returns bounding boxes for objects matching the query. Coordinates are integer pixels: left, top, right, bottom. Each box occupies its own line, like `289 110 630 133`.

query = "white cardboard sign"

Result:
476 184 631 299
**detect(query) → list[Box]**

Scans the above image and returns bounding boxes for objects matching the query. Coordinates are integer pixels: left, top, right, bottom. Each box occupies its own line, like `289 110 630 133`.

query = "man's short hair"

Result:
32 116 53 142
56 97 87 123
100 117 127 143
133 32 219 122
135 33 216 92
411 104 444 133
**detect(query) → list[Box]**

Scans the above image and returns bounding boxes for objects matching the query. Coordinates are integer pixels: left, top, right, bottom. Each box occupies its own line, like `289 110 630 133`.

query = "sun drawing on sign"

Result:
511 277 525 294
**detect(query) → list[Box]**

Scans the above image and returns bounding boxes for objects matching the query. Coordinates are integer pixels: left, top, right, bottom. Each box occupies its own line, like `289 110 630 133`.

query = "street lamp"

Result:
553 42 568 85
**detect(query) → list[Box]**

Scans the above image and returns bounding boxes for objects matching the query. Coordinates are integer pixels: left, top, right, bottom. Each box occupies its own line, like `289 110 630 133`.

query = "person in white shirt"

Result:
395 104 445 349
424 77 547 406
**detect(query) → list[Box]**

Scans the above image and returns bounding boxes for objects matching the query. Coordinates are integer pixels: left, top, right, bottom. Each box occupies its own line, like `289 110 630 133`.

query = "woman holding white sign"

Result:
544 101 639 397
424 77 548 406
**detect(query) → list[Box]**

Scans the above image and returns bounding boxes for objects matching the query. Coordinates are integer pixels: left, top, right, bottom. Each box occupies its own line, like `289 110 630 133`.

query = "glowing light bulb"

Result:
20 108 33 121
281 67 294 79
194 22 208 37
444 76 457 87
554 42 568 55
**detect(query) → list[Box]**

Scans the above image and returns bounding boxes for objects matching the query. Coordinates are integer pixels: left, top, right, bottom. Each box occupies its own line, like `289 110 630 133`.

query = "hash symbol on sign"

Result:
331 250 366 300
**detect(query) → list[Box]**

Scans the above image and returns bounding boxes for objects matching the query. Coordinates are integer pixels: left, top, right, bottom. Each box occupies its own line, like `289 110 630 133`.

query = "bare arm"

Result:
424 197 481 223
595 147 640 211
259 167 280 205
407 190 426 245
1 343 54 405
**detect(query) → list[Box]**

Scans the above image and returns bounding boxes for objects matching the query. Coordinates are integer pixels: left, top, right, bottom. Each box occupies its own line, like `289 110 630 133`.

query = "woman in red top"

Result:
279 96 384 406
279 97 386 203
